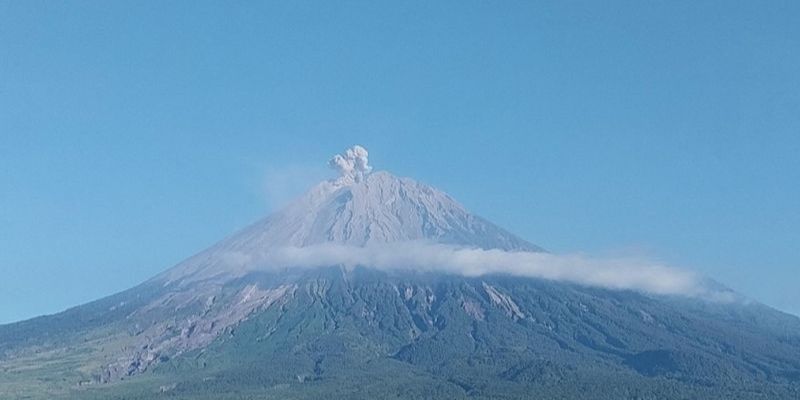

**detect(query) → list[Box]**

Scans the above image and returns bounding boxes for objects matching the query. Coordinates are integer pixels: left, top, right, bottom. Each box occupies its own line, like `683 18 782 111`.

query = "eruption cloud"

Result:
329 145 372 182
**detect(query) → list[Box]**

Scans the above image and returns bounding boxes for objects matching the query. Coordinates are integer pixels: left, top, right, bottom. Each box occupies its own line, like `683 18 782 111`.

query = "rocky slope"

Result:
160 170 542 286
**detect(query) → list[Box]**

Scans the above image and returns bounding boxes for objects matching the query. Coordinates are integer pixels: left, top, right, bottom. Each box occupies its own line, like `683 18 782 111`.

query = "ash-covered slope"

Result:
227 170 540 251
161 169 541 285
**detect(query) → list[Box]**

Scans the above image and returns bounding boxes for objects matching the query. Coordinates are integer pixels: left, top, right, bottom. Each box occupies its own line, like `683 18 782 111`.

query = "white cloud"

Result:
219 241 726 298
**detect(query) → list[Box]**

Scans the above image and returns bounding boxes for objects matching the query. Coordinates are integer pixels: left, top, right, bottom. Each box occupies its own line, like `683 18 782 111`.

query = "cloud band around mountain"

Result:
215 242 730 299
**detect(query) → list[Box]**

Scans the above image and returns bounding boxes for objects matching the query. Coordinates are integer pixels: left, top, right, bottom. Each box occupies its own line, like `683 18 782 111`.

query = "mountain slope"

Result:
1 151 799 399
3 268 798 400
161 171 541 286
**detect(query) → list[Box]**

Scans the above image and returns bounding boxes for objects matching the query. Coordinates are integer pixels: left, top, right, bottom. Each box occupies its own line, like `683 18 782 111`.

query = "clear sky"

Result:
1 1 798 324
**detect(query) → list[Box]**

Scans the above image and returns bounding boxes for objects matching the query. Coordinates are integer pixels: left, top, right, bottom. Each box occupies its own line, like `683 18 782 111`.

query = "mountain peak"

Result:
237 169 540 251
219 144 540 252
160 163 541 285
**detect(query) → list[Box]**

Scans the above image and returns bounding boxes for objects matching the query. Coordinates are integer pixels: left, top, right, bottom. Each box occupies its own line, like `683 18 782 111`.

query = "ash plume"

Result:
329 145 372 182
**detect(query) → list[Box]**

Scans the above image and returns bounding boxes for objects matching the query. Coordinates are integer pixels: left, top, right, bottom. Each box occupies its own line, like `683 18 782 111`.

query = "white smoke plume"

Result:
214 242 732 300
329 145 372 182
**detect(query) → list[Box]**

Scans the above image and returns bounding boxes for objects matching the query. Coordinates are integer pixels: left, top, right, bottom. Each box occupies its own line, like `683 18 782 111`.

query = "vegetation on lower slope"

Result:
2 267 799 399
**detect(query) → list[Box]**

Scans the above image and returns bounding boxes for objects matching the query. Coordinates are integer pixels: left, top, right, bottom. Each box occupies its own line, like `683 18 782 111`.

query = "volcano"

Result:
1 146 799 400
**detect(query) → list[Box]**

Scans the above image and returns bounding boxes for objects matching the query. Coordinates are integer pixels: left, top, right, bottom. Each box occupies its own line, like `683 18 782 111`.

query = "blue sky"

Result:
1 1 798 323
